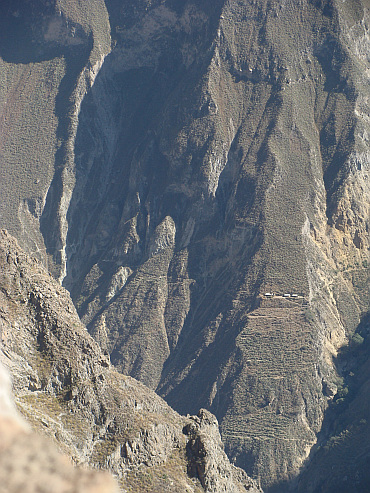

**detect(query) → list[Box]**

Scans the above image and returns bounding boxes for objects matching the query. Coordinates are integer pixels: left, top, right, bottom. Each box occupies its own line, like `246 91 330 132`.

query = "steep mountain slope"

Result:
0 229 261 493
0 360 119 493
295 313 370 493
0 0 111 280
0 0 370 491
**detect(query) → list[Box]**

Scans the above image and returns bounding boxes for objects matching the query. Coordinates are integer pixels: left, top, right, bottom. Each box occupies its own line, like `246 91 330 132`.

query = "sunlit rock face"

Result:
1 0 370 491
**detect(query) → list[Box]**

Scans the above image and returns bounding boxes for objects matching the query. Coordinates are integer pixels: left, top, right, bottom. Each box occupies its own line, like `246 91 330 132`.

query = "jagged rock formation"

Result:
0 229 261 493
0 359 119 493
1 0 370 491
184 409 260 493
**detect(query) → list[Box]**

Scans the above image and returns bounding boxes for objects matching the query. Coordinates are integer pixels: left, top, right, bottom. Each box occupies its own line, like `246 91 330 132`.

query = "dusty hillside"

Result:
0 229 261 493
0 0 370 491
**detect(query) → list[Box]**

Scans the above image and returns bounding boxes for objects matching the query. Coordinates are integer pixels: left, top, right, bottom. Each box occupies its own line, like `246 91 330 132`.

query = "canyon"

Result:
0 0 370 491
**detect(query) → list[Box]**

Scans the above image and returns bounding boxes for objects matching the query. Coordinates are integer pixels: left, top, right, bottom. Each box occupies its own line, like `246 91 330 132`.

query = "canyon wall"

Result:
1 0 370 490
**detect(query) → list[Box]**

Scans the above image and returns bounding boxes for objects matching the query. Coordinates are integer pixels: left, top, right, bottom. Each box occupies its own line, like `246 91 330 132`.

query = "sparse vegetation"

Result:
1 0 370 491
304 307 315 323
351 333 364 347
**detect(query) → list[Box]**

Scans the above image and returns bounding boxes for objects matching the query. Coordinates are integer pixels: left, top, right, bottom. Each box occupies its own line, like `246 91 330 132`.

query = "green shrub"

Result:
337 386 349 399
351 333 364 347
335 397 346 406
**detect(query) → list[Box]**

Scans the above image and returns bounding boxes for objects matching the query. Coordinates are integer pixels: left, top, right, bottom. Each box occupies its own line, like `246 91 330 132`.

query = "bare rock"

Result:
184 409 262 493
0 360 119 493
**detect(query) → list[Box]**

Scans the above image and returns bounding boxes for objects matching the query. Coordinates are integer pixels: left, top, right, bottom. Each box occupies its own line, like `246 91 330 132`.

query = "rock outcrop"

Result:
0 229 260 493
0 359 119 493
184 409 259 493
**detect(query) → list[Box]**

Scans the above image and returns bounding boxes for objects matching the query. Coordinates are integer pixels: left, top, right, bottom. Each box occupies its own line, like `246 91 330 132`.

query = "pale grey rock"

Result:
184 409 262 493
105 266 133 302
148 215 176 258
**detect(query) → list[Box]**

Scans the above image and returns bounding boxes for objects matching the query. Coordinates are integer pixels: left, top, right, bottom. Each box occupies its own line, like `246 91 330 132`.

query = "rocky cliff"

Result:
0 0 370 491
0 358 119 493
0 229 261 493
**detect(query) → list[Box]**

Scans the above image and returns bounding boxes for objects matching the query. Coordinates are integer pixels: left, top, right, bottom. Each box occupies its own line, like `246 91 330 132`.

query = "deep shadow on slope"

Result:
64 0 227 296
291 313 370 493
0 0 94 278
0 0 89 64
